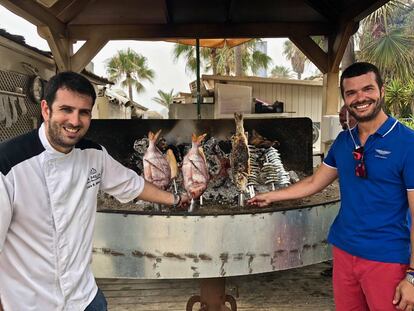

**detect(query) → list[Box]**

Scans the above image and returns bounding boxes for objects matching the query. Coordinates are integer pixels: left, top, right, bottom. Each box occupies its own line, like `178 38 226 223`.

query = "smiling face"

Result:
41 87 93 153
342 72 384 123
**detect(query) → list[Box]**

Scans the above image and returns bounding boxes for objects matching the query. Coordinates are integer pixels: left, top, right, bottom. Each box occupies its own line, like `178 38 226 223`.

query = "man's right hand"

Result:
247 192 273 207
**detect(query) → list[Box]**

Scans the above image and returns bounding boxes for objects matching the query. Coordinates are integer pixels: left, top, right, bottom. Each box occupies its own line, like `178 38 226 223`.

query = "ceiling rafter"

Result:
49 0 75 16
38 25 70 71
342 0 390 21
328 21 359 71
1 0 66 37
227 0 236 22
160 0 171 23
51 0 95 23
71 36 108 73
304 0 339 21
67 22 332 40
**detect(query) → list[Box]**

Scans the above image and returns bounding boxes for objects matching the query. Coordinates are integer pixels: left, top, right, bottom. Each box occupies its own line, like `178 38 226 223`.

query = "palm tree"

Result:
230 39 272 76
172 44 214 75
283 40 307 79
106 48 155 101
270 65 293 79
152 89 175 107
172 39 272 77
358 0 414 81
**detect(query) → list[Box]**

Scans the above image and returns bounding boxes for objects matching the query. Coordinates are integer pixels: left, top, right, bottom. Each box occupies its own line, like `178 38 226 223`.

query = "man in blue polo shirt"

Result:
248 62 414 310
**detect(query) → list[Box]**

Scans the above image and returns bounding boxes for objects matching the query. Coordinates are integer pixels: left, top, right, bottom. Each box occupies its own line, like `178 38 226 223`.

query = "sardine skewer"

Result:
248 185 255 198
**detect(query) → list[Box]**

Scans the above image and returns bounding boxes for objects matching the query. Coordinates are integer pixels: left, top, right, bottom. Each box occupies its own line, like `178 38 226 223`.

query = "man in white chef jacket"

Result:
0 71 189 311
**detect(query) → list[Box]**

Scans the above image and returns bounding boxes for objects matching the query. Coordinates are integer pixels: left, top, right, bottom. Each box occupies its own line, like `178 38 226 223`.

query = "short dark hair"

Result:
340 62 383 99
44 71 96 109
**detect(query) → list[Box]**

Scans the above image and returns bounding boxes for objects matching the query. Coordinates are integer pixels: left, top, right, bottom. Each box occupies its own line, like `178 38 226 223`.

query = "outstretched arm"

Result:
137 181 189 208
393 191 414 309
248 163 338 207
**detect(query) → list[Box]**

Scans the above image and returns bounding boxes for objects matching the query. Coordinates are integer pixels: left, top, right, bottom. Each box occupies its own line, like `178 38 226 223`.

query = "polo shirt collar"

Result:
353 115 398 138
375 116 398 137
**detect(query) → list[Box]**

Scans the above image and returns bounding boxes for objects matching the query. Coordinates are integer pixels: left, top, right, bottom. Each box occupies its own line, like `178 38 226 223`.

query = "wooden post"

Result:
321 71 340 153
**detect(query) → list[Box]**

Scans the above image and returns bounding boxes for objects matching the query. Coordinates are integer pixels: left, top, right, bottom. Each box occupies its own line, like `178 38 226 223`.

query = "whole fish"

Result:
182 133 209 199
143 130 171 190
230 112 250 192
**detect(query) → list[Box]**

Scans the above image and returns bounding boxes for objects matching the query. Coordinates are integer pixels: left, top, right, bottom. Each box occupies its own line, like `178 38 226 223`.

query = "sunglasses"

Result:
352 146 367 178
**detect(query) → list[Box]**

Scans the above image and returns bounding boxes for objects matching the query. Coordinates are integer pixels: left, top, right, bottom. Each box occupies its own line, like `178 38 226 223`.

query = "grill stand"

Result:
186 278 237 311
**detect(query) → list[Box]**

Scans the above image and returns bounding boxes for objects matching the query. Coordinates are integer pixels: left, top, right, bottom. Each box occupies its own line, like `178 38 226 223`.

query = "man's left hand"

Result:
393 279 414 310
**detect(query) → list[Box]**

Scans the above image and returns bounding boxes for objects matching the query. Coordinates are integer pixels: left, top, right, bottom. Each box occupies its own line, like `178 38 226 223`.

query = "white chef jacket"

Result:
0 123 144 310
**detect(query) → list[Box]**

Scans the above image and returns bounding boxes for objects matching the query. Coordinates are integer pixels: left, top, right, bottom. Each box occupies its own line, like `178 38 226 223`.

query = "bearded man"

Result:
249 62 414 310
0 72 189 311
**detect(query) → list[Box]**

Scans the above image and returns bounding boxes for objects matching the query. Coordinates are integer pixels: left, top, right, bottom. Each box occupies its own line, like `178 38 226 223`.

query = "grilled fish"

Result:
143 130 171 189
230 113 250 192
182 133 209 198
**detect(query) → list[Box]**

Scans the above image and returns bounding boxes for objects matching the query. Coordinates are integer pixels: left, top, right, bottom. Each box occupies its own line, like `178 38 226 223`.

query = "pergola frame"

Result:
0 0 391 150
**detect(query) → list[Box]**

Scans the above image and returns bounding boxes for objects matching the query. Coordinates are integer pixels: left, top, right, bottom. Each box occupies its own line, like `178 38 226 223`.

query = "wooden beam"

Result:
227 0 236 22
304 0 339 21
342 0 391 22
328 21 358 72
0 0 66 36
290 35 328 73
38 26 71 71
71 36 108 73
68 22 333 40
52 0 95 23
49 0 75 15
160 0 170 23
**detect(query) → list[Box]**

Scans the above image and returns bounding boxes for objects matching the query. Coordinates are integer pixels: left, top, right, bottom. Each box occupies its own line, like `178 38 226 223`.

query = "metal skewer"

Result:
172 179 178 194
238 192 245 207
188 198 195 212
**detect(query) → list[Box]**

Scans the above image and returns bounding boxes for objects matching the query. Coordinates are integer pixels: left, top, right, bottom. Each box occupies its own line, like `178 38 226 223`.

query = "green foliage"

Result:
152 89 175 107
359 28 414 81
172 39 272 77
385 78 414 117
283 40 306 79
106 48 154 101
358 0 414 82
399 117 414 129
270 65 293 79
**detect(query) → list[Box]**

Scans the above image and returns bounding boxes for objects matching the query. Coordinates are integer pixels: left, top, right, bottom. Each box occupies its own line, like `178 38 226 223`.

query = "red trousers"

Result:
333 246 407 311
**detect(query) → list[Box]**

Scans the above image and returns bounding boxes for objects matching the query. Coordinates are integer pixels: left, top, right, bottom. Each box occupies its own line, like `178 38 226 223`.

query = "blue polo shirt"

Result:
324 116 414 263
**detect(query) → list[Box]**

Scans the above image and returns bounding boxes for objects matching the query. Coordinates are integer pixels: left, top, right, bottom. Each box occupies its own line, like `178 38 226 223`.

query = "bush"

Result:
399 117 414 130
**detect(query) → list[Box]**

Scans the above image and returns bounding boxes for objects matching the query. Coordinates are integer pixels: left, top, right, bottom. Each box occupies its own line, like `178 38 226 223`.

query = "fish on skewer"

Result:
230 113 251 201
182 133 209 211
143 130 171 190
249 129 280 148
